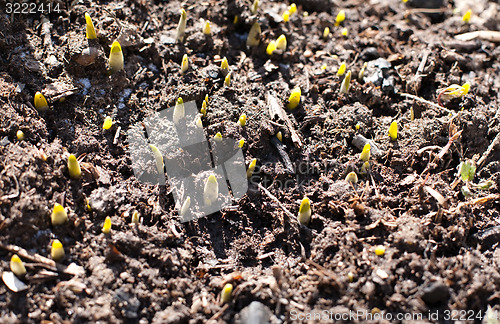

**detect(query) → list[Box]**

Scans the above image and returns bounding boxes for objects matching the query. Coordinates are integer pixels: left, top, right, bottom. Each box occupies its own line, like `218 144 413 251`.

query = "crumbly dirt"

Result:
1 0 500 323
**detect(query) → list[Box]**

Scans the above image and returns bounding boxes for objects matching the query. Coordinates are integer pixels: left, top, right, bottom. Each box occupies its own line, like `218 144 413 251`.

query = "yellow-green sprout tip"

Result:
103 116 113 130
34 92 49 111
298 197 312 225
85 13 97 39
388 121 398 141
10 254 27 277
287 87 301 109
102 216 111 234
51 203 68 226
51 239 65 261
221 283 233 303
109 41 124 72
68 154 82 179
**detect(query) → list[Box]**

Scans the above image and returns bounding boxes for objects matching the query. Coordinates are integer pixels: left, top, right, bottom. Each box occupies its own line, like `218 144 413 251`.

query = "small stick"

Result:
257 183 295 221
400 93 454 116
113 126 122 145
477 132 500 171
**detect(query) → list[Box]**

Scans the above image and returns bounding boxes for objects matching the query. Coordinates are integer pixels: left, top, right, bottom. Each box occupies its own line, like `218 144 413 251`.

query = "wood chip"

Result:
455 31 500 42
2 271 28 292
266 92 303 148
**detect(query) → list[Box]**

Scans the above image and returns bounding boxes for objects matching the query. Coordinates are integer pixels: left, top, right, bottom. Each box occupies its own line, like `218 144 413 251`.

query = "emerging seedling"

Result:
204 174 219 206
358 62 367 82
51 239 65 261
375 245 385 256
51 203 68 226
221 283 233 303
298 197 312 225
180 54 189 75
459 160 476 182
275 34 287 53
462 9 472 23
10 255 26 277
173 97 185 124
287 87 301 109
131 211 140 224
176 9 187 42
238 138 245 148
34 92 49 111
149 144 164 175
203 21 211 35
102 216 111 234
276 131 283 142
337 62 346 76
220 57 229 71
68 154 82 179
109 41 124 72
360 143 371 162
323 27 330 39
388 121 398 141
224 72 231 87
214 132 223 142
179 196 191 216
341 28 348 37
360 161 370 174
282 11 290 22
195 115 203 128
247 22 261 47
246 158 257 178
339 70 351 94
238 113 247 126
16 130 25 141
85 13 97 39
335 10 345 26
266 41 277 55
438 81 470 106
345 171 358 183
250 0 259 14
289 3 297 15
103 116 113 130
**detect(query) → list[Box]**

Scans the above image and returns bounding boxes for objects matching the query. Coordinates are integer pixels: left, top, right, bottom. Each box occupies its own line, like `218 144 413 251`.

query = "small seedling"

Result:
180 196 191 216
323 27 330 39
34 92 49 111
10 255 26 277
266 41 277 55
360 143 371 162
195 115 203 128
238 113 247 126
287 87 301 109
438 81 470 106
201 100 207 117
275 34 287 53
221 283 233 303
180 54 189 75
203 21 211 35
238 138 245 148
358 62 367 82
51 203 68 226
345 171 358 183
103 116 113 130
224 72 231 87
149 144 164 175
335 10 345 26
247 22 261 47
176 9 187 42
68 154 82 179
374 245 385 256
337 62 346 76
204 174 219 206
109 41 124 72
220 57 229 71
214 132 222 142
173 97 185 124
85 12 97 39
341 27 348 37
282 11 290 22
102 216 111 234
131 211 140 224
276 131 283 142
459 160 476 182
298 197 312 225
246 158 257 178
250 0 259 14
388 121 398 141
360 161 370 174
16 130 25 141
289 3 297 15
462 9 472 23
51 239 65 261
339 70 351 94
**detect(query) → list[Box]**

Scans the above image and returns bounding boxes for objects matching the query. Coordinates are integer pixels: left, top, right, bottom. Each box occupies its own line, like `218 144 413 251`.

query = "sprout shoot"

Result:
298 197 312 225
358 62 367 82
323 27 330 39
375 245 385 256
16 130 25 141
276 131 283 142
103 116 113 130
224 72 231 87
176 9 187 42
51 239 65 261
195 115 203 128
247 22 261 47
337 62 346 76
462 9 472 23
180 54 189 75
220 57 229 71
289 3 297 15
266 41 277 55
102 216 111 234
345 171 358 183
221 283 233 303
131 211 140 224
360 161 370 174
388 121 398 141
339 70 351 94
173 97 185 125
238 138 245 148
238 113 247 126
287 87 301 109
204 174 219 206
275 34 287 52
214 132 222 142
335 10 345 26
341 27 348 37
85 13 97 39
68 154 82 179
51 203 68 226
149 144 164 175
180 196 191 216
360 143 371 162
459 160 476 182
203 21 211 35
282 11 290 22
250 0 259 14
34 92 49 111
109 41 124 72
10 255 26 277
246 158 257 178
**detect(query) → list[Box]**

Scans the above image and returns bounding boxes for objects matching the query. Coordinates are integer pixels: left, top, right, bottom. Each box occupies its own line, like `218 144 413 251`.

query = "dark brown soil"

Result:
1 0 500 323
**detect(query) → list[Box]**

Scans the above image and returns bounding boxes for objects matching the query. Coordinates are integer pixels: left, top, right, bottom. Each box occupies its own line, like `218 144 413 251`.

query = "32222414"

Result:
6 2 61 14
